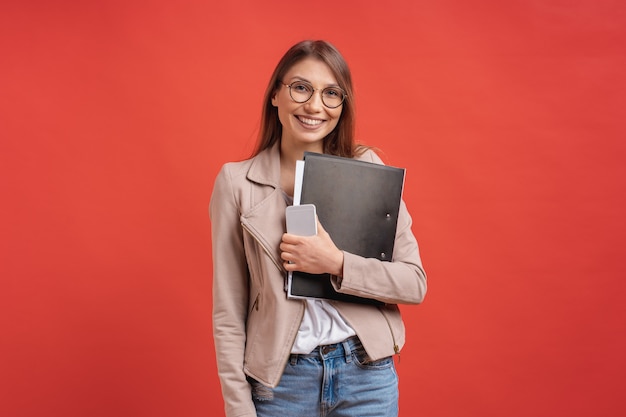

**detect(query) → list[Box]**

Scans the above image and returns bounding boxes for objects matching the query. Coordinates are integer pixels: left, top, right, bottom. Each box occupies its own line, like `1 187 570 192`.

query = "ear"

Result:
271 91 278 107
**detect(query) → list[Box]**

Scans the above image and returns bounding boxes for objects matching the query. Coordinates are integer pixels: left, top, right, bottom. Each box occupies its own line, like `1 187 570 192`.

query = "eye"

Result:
323 88 343 98
292 82 312 93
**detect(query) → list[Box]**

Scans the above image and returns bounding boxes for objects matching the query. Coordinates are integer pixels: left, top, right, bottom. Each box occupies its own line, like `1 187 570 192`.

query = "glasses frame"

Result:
281 81 347 109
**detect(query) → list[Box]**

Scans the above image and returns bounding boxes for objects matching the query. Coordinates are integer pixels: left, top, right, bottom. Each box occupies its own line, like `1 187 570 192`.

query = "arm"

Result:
209 165 257 417
281 200 426 305
331 150 427 304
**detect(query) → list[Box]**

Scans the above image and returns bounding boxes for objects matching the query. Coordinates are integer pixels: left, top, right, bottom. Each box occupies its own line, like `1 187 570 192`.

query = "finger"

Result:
279 242 298 253
316 219 331 238
316 218 325 233
282 233 303 244
280 251 295 262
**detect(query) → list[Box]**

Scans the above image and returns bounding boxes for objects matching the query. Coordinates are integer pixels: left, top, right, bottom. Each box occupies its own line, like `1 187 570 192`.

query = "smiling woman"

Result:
209 40 427 417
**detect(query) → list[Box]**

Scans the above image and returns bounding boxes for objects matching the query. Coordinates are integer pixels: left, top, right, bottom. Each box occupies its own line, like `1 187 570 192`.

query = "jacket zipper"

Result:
379 307 401 360
241 220 306 381
241 222 284 274
241 221 286 313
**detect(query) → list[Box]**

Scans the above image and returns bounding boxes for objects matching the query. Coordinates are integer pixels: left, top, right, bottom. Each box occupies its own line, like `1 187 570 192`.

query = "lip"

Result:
295 115 325 129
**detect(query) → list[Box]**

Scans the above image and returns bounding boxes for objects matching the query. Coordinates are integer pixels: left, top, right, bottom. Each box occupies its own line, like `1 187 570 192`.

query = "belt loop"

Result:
290 354 298 365
342 340 352 363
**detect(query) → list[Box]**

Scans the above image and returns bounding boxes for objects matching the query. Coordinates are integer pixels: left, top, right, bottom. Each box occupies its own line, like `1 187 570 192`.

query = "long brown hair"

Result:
252 40 360 158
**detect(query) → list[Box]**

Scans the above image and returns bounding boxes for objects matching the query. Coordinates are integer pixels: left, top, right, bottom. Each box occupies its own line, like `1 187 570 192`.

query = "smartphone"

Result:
285 204 317 236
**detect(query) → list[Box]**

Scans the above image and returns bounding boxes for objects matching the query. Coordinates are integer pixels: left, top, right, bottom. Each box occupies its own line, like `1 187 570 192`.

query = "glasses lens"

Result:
289 81 313 103
321 87 345 108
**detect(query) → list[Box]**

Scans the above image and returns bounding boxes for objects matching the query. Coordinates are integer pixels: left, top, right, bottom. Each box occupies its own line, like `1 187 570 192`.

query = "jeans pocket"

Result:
351 347 394 370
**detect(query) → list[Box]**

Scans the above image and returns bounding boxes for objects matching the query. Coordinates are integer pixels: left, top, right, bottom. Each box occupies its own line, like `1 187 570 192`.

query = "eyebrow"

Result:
287 76 341 88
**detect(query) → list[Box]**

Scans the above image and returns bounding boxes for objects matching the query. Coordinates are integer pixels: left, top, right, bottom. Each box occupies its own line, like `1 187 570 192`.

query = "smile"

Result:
297 116 324 127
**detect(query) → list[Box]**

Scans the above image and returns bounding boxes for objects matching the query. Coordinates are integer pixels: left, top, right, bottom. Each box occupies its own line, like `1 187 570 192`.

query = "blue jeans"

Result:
250 337 398 417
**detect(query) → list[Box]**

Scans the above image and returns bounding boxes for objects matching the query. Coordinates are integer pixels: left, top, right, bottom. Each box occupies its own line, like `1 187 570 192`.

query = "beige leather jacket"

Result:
209 143 427 417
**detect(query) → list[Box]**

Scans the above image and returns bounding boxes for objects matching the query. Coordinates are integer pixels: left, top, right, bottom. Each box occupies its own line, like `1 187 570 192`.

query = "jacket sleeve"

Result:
332 150 427 305
209 164 257 417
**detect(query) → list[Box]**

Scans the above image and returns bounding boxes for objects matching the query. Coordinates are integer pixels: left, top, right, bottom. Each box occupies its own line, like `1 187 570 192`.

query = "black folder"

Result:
287 152 405 305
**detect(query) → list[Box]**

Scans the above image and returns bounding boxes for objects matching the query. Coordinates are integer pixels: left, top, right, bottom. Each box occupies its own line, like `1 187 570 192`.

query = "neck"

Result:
280 141 323 167
279 141 323 197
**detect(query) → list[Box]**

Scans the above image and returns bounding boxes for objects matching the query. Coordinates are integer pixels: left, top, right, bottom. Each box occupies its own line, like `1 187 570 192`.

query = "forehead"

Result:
284 57 338 86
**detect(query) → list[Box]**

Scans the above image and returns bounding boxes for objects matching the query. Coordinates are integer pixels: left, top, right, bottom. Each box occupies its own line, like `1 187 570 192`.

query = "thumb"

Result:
316 217 327 236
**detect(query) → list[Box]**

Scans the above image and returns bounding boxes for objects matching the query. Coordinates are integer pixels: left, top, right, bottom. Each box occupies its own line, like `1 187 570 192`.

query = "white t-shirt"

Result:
291 299 356 354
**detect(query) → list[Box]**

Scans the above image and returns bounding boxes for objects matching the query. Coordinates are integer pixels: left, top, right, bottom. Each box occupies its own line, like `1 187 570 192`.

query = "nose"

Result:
305 90 324 111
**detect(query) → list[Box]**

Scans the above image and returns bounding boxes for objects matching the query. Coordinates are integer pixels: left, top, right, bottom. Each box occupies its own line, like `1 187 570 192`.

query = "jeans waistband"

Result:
289 336 362 364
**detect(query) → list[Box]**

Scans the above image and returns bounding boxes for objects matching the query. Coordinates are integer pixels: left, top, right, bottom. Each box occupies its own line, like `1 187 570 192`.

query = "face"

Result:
271 58 343 153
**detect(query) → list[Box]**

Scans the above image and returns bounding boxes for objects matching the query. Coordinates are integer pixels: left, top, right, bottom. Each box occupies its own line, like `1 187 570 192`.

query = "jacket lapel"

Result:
240 144 286 272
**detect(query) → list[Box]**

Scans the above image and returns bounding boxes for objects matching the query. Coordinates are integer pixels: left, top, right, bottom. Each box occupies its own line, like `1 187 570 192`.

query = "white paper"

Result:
293 160 305 206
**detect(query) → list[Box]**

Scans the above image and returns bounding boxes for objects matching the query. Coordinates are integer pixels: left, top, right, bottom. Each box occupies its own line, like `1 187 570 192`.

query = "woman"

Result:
210 40 427 417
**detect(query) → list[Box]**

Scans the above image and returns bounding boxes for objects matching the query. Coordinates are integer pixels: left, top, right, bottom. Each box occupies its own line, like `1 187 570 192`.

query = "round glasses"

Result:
282 81 346 109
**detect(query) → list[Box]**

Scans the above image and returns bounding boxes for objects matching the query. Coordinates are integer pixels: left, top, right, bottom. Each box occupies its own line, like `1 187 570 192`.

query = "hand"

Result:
280 219 344 277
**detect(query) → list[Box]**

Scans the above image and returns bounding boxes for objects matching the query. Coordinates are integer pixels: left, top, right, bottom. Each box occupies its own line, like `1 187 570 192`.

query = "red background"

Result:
1 0 625 416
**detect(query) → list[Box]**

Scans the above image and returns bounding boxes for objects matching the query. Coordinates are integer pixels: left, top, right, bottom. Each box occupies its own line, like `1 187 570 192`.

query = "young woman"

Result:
210 40 427 417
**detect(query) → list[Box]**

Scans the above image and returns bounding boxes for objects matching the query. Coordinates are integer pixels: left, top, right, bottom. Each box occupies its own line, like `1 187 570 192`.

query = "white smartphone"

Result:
285 204 317 236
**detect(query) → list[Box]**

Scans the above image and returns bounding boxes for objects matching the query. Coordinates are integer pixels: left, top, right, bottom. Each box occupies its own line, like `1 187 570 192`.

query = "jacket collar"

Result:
247 142 281 188
247 142 377 185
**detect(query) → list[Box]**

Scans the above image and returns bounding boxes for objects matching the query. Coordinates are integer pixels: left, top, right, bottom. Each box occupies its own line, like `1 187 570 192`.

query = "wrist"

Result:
332 249 344 277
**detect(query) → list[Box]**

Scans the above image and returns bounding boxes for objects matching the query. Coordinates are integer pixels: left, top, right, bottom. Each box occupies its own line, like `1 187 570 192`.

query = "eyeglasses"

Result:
281 81 346 109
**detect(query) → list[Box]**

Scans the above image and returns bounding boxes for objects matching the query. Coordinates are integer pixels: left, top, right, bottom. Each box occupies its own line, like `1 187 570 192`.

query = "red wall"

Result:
1 1 625 416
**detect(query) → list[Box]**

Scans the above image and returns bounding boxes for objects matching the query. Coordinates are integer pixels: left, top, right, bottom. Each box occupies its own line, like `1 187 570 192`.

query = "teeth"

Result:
298 116 323 126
